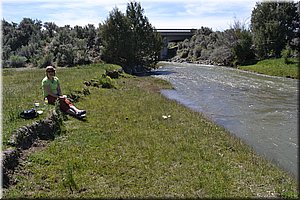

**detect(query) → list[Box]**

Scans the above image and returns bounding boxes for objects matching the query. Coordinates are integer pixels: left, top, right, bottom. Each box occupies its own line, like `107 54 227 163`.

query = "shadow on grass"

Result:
63 113 88 122
285 60 299 65
239 59 259 66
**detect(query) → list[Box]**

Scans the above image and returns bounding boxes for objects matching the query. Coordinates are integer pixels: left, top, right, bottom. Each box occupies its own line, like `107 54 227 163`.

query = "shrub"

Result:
38 53 54 68
98 76 117 89
193 45 202 58
200 49 212 60
209 46 233 66
178 49 189 58
74 50 91 66
281 46 292 64
9 55 27 68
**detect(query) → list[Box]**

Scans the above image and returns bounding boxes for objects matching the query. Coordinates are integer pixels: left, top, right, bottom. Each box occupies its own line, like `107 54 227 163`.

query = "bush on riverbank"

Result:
2 64 298 198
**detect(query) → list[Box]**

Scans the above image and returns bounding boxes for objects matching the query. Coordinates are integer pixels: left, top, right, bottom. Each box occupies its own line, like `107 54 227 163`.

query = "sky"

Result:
1 0 261 31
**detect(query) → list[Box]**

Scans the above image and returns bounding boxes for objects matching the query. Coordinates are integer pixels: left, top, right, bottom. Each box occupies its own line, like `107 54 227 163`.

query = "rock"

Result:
106 69 121 79
2 148 21 188
84 81 91 86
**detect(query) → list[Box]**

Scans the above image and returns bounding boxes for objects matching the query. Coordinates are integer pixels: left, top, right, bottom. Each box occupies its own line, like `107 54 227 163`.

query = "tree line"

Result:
172 1 299 66
2 1 299 73
2 2 161 74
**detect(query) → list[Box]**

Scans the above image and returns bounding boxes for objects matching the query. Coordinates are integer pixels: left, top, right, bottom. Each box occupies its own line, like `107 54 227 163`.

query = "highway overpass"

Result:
155 29 197 59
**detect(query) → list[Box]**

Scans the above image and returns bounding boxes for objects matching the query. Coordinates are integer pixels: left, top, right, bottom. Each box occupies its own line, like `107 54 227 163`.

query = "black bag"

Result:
20 109 38 119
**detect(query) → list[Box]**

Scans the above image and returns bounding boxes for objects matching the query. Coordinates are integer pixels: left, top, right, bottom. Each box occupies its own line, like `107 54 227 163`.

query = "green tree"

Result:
43 22 58 39
17 18 43 48
233 29 254 65
2 18 44 67
101 7 131 67
2 20 17 66
251 1 298 59
125 1 162 72
84 24 97 49
230 20 255 65
49 25 75 66
101 1 162 73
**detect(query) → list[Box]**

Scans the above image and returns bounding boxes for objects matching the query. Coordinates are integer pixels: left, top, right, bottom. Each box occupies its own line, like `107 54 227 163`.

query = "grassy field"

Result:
2 64 298 198
238 58 299 79
2 64 120 147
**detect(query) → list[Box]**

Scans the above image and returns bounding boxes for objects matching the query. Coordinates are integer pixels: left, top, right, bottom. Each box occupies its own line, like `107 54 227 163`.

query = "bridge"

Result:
155 29 197 59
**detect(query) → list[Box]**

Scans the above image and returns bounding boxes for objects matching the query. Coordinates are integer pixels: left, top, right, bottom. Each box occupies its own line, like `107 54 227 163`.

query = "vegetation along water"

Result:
2 1 299 198
2 64 298 198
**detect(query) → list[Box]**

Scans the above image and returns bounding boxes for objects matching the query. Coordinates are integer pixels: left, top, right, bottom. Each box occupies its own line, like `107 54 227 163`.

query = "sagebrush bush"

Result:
200 49 212 60
193 45 202 58
281 46 292 64
38 53 54 68
178 49 189 58
99 76 117 89
9 55 27 68
209 46 233 65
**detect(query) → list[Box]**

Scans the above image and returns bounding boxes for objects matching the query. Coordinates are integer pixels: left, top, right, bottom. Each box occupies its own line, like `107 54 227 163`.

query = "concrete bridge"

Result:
155 29 197 59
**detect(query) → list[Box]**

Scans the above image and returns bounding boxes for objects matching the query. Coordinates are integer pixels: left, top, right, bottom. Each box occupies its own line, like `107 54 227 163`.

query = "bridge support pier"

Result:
160 37 169 60
156 29 196 60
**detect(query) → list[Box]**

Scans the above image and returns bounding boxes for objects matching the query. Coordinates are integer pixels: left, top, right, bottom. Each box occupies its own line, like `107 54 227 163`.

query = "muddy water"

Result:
152 62 298 179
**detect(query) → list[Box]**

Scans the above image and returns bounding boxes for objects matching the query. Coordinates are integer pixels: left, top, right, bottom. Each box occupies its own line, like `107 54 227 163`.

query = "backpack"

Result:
20 109 38 119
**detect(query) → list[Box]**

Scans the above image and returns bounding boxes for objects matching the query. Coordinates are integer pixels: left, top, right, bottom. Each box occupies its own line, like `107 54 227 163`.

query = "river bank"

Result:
3 64 298 198
238 58 299 79
152 62 298 179
167 57 299 79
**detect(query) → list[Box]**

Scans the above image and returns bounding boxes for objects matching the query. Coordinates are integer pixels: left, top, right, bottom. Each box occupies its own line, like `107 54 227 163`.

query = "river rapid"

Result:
152 62 298 179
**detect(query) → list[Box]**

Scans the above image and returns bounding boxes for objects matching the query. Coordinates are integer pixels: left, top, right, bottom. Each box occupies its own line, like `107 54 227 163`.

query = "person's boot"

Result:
77 110 86 116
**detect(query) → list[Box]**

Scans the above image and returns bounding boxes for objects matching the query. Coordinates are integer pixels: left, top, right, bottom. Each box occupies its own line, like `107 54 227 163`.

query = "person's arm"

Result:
57 83 62 96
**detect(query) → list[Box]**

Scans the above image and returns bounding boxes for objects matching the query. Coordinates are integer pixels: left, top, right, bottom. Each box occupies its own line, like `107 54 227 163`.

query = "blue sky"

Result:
2 0 260 31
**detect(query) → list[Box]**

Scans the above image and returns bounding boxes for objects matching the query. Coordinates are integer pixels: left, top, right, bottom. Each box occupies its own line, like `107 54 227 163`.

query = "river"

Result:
152 62 298 179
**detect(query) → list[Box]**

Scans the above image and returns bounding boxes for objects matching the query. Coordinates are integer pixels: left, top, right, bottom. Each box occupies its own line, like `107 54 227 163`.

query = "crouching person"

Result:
42 66 86 119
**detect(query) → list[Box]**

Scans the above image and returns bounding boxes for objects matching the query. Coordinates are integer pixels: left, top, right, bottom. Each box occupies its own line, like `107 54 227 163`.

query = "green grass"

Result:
2 63 120 148
2 67 52 146
238 58 299 79
2 64 298 198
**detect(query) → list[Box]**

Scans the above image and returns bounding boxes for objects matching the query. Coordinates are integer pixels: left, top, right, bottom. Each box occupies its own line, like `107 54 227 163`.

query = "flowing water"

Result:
152 62 298 179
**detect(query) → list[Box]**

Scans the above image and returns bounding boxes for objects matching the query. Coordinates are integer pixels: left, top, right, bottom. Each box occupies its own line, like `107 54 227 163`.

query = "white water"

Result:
152 62 298 179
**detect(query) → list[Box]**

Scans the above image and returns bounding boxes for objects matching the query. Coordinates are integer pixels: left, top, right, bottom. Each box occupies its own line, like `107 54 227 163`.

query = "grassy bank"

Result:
238 58 299 79
3 64 298 198
2 64 120 147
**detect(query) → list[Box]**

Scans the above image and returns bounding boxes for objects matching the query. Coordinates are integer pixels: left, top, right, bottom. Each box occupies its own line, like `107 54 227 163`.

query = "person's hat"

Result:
45 66 56 72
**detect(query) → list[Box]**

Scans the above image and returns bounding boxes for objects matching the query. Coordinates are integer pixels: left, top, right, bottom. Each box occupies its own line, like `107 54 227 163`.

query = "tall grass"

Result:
238 58 299 79
2 64 298 198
